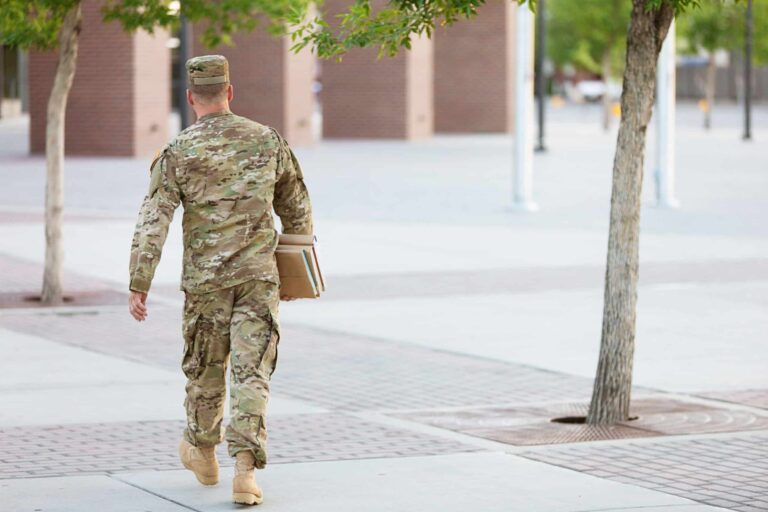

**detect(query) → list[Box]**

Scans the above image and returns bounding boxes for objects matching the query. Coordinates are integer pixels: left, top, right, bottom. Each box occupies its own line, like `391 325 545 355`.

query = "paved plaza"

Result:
0 103 767 511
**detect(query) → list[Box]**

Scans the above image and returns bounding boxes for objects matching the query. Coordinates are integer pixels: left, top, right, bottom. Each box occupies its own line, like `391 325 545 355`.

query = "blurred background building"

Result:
0 0 765 156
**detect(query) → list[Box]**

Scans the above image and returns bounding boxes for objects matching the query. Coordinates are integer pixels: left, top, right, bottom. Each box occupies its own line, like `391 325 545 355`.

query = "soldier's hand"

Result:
129 291 148 321
280 295 297 302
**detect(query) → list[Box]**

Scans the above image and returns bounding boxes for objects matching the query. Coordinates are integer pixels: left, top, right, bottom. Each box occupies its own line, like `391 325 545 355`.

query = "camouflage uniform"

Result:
129 55 312 468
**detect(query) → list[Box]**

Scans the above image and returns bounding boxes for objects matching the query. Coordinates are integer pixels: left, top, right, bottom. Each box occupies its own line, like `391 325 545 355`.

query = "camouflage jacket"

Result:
129 109 313 294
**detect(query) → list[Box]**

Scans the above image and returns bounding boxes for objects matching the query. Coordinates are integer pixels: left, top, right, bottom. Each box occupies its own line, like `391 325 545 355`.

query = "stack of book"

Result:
275 234 325 299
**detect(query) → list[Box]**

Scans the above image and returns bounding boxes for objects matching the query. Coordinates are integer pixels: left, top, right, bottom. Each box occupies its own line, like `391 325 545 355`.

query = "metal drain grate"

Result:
394 397 768 446
469 422 658 445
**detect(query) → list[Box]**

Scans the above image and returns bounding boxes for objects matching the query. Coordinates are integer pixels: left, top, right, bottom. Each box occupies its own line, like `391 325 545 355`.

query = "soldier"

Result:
127 55 312 506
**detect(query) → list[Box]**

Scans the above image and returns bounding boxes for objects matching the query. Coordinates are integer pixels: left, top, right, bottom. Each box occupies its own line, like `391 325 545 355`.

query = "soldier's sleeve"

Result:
128 147 182 293
272 130 313 235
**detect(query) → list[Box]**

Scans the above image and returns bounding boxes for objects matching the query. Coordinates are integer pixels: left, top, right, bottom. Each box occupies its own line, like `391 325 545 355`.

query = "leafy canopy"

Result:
547 0 631 77
289 0 699 59
677 0 767 64
0 0 310 49
1 0 708 59
0 0 81 48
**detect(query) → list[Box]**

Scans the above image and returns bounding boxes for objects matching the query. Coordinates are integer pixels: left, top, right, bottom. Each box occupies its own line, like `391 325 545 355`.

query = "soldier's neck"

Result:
193 102 231 120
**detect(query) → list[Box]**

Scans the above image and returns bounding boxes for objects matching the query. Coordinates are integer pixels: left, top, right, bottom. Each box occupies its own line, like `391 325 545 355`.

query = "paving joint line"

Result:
0 325 167 369
661 392 768 416
108 474 204 512
348 411 513 452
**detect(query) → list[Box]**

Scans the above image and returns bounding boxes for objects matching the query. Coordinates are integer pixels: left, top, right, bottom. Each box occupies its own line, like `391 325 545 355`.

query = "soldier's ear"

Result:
186 89 194 106
227 84 233 102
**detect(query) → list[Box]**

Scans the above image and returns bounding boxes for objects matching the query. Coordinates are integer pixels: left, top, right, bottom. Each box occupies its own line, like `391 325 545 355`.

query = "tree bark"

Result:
41 3 82 305
586 0 674 425
704 52 716 130
601 50 613 131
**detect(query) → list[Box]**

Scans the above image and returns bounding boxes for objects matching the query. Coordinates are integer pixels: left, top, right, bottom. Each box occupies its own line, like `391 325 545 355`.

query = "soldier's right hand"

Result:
129 290 148 321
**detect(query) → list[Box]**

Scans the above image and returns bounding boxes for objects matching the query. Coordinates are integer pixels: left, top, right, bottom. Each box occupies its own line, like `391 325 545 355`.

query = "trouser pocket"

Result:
262 308 280 378
181 312 203 379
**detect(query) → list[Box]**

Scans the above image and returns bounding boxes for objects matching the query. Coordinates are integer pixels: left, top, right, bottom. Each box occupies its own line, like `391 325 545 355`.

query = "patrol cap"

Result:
186 55 229 86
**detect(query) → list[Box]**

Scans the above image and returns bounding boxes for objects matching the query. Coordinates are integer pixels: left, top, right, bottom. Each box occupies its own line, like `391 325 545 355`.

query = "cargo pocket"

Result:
260 308 281 378
181 313 203 380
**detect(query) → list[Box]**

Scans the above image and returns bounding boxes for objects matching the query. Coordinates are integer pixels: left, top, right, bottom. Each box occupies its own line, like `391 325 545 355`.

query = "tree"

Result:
0 0 308 304
1 1 83 304
677 0 767 129
288 0 693 424
548 0 631 130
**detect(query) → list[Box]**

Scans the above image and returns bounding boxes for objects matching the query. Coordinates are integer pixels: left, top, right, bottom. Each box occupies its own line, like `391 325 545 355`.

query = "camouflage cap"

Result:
186 55 229 86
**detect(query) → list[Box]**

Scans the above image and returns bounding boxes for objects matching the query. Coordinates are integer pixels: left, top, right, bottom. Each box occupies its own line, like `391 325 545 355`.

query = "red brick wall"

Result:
320 0 433 139
29 0 169 156
434 1 515 133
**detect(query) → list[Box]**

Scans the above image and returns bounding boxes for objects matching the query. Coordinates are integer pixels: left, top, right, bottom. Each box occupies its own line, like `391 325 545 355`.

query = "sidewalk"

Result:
0 103 766 512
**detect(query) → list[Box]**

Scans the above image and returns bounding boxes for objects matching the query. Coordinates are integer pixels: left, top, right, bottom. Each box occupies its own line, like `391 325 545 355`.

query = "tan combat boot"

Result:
232 451 263 505
179 439 219 485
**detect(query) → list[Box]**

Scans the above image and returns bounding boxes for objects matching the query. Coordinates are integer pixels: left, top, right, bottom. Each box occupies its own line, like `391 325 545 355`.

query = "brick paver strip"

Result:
0 254 120 298
521 432 768 512
0 414 481 479
0 310 598 411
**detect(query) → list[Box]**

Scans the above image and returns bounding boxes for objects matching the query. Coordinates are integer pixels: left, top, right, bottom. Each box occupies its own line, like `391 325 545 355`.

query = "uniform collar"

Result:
197 109 232 123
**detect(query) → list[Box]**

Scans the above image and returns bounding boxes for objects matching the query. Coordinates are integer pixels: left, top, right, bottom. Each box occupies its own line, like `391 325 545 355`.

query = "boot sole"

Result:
193 473 219 486
233 492 263 505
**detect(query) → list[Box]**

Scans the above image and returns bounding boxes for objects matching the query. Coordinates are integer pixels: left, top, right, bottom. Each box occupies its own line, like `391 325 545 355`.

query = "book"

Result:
275 234 324 298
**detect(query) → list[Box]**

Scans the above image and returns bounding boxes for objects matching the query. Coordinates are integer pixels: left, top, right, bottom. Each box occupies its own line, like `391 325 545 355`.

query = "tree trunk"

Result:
704 52 716 130
41 3 82 305
601 51 613 131
586 0 674 425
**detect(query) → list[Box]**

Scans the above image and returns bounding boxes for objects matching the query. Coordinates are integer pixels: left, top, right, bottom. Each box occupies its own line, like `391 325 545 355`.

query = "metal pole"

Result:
18 48 29 113
178 14 191 130
535 0 546 152
0 46 5 119
743 0 752 141
512 4 538 212
654 20 680 209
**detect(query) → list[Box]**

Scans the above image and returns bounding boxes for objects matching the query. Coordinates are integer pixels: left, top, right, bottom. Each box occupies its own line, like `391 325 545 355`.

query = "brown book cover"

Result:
275 248 319 298
275 234 325 298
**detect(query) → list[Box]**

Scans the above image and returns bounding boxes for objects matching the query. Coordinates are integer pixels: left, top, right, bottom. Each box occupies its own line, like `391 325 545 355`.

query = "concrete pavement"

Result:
0 103 766 511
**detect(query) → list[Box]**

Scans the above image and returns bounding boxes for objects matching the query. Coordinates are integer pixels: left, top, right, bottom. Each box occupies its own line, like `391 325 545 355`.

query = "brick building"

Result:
28 1 169 157
23 2 530 156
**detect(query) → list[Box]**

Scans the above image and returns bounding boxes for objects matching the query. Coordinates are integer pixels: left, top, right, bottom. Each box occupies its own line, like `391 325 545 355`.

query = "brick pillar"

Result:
434 2 516 133
192 30 315 146
28 0 169 156
320 0 433 139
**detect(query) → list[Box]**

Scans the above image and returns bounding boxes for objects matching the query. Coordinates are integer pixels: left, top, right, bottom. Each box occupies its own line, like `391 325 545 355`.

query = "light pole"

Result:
743 0 753 141
535 0 546 152
512 4 538 212
654 20 680 209
178 14 191 130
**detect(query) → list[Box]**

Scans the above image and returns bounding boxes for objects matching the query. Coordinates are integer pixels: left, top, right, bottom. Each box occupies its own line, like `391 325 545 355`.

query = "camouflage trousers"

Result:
181 279 280 469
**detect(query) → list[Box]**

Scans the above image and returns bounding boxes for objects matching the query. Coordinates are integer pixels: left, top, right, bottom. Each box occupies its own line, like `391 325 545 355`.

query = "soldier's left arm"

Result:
128 147 182 293
273 131 313 235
